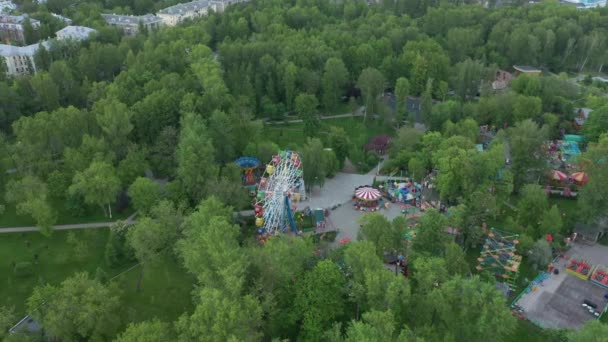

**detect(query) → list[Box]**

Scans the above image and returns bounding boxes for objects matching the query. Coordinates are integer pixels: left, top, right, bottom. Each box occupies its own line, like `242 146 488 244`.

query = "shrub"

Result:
14 262 33 277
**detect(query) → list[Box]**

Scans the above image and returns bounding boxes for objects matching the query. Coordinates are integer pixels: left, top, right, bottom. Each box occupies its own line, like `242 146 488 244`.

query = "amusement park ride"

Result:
253 150 306 239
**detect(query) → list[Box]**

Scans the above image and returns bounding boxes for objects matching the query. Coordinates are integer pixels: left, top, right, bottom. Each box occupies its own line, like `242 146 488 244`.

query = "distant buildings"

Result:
158 0 210 27
56 26 96 41
513 65 542 76
0 14 40 44
0 1 16 14
101 13 163 36
0 41 51 75
51 13 73 24
561 0 606 8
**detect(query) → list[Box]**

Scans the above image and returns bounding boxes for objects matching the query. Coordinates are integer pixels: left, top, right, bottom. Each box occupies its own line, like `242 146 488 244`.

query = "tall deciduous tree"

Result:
328 126 351 168
505 119 548 191
93 98 133 158
176 287 262 342
517 184 549 238
444 242 469 276
568 320 608 342
412 209 450 257
69 160 121 218
583 105 608 142
322 57 349 111
539 204 563 238
429 276 516 341
176 112 217 203
27 273 120 341
358 213 406 257
293 260 346 341
5 175 56 235
577 134 608 224
115 320 174 342
394 77 410 122
177 198 245 295
295 93 320 137
301 137 326 192
357 67 385 121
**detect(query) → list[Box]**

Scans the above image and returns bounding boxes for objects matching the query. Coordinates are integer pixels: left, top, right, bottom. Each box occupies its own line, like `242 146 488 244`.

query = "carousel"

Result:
353 186 383 211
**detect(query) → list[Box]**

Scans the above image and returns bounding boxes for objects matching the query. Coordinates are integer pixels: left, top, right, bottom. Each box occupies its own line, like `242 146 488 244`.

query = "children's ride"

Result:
254 150 305 237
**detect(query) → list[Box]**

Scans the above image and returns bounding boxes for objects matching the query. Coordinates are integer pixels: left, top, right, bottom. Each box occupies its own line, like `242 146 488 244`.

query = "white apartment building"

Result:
51 13 73 24
0 1 16 14
157 1 209 27
101 13 163 36
56 25 96 41
0 40 51 75
0 14 40 44
209 0 250 13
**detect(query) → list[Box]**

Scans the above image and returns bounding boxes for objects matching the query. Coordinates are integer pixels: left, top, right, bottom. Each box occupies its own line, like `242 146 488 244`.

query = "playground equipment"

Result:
566 258 593 280
313 208 326 229
590 265 608 289
235 156 261 185
353 186 383 211
254 150 305 237
476 228 521 290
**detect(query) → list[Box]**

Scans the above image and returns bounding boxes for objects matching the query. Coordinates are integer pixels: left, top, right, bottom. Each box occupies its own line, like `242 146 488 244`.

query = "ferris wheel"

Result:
254 150 305 236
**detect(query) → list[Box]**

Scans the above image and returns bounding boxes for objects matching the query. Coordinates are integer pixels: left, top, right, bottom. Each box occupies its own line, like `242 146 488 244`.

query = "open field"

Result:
0 229 194 326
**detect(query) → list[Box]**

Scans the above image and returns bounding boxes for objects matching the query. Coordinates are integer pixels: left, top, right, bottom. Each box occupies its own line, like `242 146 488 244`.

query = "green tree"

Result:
430 276 516 341
420 78 433 123
127 217 173 291
177 198 245 295
301 137 326 192
357 67 385 121
0 306 15 340
328 126 351 168
444 242 469 276
577 134 608 223
30 72 60 111
511 74 541 96
294 260 346 341
176 112 217 203
412 209 450 257
93 98 133 158
344 310 405 341
505 119 548 191
5 175 56 235
322 57 349 111
69 160 121 218
117 145 149 186
295 93 320 137
282 61 299 110
395 77 410 122
115 320 173 342
517 184 549 238
583 105 608 142
568 320 608 342
513 95 542 122
539 205 563 237
529 239 552 271
452 59 486 101
208 110 236 165
176 287 262 342
27 273 120 342
249 236 315 337
358 213 405 257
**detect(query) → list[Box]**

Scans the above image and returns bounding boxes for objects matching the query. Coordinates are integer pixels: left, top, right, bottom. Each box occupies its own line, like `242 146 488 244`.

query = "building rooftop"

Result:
56 25 96 40
0 40 51 56
101 13 162 25
158 1 209 15
513 65 542 73
0 1 17 14
0 14 40 25
51 13 73 23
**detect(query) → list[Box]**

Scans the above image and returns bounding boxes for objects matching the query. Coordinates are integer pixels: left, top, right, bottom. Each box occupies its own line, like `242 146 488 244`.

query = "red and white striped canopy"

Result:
552 170 567 181
355 187 381 201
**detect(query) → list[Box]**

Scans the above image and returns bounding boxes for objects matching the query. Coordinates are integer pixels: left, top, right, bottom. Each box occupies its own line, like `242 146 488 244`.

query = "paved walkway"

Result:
0 213 138 233
264 108 364 125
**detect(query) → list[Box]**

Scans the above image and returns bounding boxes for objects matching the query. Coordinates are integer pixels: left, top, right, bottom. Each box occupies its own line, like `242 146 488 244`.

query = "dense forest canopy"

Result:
1 0 608 341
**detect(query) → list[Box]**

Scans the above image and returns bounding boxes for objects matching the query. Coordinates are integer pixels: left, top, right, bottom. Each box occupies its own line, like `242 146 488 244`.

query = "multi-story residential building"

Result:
158 1 209 26
101 13 163 36
209 0 249 13
0 40 51 75
56 25 96 41
561 0 606 8
0 1 16 14
0 14 40 44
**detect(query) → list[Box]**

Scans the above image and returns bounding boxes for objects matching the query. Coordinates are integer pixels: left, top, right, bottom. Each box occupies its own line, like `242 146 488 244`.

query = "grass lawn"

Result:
0 198 135 228
263 116 395 170
0 229 194 325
